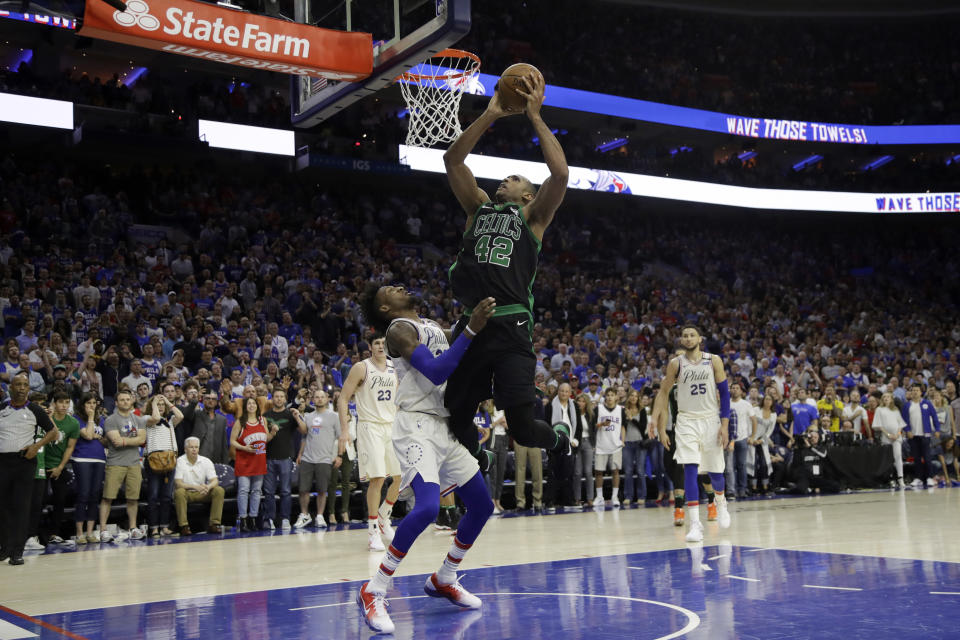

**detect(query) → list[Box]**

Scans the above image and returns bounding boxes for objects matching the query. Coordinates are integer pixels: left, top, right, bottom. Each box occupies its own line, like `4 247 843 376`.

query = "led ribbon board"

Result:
0 93 73 129
406 68 960 145
198 119 294 155
399 145 960 213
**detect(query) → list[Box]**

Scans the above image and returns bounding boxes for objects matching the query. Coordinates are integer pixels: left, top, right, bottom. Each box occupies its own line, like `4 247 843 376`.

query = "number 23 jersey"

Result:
449 201 541 312
353 358 398 425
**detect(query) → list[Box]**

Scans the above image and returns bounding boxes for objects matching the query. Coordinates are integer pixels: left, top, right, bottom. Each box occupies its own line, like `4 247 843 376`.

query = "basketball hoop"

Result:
398 48 481 148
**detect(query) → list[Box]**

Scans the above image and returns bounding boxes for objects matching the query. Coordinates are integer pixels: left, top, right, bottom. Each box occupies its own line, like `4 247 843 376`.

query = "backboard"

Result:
290 0 470 128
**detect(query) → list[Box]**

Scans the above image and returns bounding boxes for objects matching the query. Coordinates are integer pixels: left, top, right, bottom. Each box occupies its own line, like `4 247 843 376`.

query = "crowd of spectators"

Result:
1 141 960 548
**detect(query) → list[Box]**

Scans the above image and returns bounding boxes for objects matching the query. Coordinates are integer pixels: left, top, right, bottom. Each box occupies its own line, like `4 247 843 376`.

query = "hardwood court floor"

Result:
2 488 959 638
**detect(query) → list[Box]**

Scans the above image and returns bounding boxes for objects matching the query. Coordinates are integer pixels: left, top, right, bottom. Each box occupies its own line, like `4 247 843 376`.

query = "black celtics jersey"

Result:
449 201 541 313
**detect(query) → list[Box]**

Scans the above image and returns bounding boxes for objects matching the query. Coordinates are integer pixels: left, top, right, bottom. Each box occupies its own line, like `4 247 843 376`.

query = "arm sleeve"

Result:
717 379 731 419
408 334 472 386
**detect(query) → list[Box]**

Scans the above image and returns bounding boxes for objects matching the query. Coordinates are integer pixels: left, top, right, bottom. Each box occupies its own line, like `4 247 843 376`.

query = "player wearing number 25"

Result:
338 336 400 552
442 67 573 472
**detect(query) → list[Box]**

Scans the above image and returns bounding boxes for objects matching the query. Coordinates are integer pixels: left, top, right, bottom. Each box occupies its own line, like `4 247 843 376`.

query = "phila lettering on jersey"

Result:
354 357 398 425
387 317 450 417
676 353 719 418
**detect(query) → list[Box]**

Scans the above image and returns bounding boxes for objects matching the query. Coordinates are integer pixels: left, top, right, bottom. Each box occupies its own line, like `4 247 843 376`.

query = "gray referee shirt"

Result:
0 401 56 453
302 408 341 465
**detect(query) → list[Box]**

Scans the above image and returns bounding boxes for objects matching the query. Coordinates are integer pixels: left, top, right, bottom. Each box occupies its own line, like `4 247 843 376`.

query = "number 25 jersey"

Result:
449 201 541 312
676 353 719 418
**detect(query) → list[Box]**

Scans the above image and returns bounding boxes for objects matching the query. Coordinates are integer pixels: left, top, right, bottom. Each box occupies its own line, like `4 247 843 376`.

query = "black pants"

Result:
663 430 684 493
45 470 71 539
546 449 575 507
0 452 37 559
909 436 932 484
29 478 46 542
792 466 841 494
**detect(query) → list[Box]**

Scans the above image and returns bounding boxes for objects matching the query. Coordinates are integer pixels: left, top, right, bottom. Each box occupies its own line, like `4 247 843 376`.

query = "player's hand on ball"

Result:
515 72 545 117
467 297 496 334
486 89 518 118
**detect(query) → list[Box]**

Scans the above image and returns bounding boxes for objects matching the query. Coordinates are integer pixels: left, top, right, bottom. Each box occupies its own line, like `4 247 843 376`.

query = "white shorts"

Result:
357 421 401 481
594 451 622 471
393 411 479 496
674 414 725 473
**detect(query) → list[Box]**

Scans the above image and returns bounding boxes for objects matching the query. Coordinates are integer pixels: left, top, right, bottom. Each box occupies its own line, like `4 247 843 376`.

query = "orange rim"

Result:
397 48 481 83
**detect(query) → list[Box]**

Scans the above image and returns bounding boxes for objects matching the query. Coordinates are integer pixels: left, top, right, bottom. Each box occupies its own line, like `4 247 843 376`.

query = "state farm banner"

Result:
80 0 372 80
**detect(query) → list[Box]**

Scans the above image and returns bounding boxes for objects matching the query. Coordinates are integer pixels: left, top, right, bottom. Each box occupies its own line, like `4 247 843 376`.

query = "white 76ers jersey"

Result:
388 317 451 417
353 358 397 425
676 353 719 418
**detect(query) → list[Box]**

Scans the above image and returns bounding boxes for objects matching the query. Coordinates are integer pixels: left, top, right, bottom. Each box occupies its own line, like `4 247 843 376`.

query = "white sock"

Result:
369 544 405 593
378 499 395 520
368 516 378 532
437 536 471 584
686 500 700 523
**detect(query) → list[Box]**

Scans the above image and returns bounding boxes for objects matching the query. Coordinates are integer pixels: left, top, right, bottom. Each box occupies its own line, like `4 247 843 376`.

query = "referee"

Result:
0 372 57 565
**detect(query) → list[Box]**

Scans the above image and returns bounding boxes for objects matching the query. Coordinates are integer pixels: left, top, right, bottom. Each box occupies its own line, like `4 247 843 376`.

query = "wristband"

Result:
464 325 477 338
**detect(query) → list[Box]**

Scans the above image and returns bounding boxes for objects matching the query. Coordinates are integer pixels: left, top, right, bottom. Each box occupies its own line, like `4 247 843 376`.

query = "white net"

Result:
398 49 481 148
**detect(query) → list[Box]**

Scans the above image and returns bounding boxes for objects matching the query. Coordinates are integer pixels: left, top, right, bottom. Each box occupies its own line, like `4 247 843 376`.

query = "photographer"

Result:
789 429 841 495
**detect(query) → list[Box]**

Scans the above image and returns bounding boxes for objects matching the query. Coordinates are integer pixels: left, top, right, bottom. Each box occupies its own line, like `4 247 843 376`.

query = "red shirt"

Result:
234 419 268 477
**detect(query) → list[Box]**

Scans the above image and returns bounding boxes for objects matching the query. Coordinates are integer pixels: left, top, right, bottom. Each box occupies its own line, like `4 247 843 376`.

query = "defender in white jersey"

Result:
339 337 400 551
355 284 496 635
652 325 732 542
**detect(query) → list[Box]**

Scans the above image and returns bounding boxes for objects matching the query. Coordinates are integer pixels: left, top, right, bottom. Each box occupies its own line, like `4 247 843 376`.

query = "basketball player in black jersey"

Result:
443 71 571 466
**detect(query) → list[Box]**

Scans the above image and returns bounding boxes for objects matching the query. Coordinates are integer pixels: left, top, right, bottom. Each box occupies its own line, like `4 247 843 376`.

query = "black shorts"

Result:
445 312 535 413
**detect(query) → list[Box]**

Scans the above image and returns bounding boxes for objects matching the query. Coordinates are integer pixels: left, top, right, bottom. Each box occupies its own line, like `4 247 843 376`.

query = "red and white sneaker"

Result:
356 582 394 634
424 573 482 609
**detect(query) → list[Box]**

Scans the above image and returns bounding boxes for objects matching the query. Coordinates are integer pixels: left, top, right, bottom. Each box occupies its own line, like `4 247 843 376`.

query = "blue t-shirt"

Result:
473 410 491 441
71 416 106 462
790 402 819 434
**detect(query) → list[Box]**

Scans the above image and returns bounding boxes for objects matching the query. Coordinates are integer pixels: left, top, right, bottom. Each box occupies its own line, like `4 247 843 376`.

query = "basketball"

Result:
496 63 543 112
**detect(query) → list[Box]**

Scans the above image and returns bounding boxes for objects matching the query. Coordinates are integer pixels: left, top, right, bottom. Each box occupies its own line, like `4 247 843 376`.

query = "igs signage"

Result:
80 0 372 79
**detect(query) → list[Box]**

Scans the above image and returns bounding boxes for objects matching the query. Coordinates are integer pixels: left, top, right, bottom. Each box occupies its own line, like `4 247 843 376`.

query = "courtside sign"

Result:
79 0 372 79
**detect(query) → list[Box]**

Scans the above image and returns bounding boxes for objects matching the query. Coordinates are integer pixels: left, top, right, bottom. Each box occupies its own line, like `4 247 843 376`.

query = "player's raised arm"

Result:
516 73 569 237
443 92 513 219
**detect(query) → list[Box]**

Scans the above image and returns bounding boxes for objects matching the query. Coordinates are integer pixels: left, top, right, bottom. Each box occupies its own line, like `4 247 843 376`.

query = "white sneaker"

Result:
129 528 145 540
592 494 605 508
611 495 621 508
368 530 385 552
99 530 112 543
293 513 312 529
357 582 394 634
115 530 130 542
281 519 292 531
24 536 45 550
49 535 65 544
492 506 503 515
315 515 327 529
378 515 395 542
685 520 704 543
715 495 731 529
